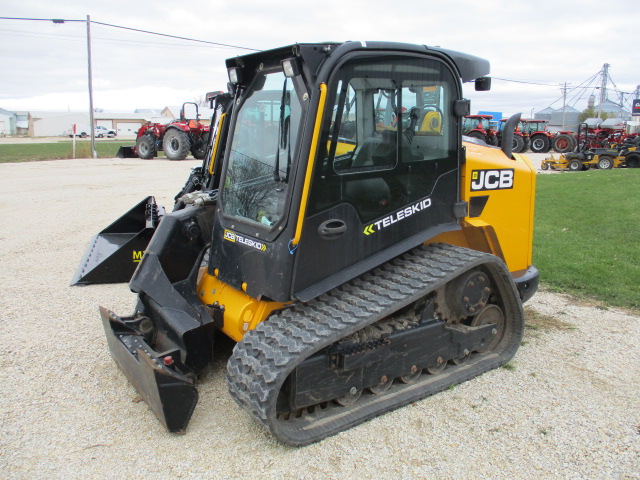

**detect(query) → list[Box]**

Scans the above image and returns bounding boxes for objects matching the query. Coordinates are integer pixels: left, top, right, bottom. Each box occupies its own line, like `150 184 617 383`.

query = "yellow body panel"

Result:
208 113 227 175
430 142 536 276
196 270 286 342
333 141 356 156
292 83 328 246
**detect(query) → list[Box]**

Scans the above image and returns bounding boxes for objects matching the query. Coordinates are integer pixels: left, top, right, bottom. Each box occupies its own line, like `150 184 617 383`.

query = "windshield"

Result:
463 117 486 132
221 70 302 228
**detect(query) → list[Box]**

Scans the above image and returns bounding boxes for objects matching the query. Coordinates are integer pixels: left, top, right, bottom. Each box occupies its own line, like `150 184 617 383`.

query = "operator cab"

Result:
211 42 488 302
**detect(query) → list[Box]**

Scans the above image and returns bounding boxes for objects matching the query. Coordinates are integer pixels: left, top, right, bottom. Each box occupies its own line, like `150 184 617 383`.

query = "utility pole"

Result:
86 14 97 159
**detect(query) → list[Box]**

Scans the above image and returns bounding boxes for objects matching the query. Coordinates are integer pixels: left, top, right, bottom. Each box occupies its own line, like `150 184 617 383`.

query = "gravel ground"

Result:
1 157 638 480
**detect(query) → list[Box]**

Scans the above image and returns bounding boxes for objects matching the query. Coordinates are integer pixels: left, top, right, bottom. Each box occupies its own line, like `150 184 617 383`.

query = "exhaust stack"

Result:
501 113 522 159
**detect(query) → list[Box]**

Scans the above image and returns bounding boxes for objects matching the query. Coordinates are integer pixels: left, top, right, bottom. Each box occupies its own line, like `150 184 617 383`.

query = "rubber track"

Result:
227 243 524 446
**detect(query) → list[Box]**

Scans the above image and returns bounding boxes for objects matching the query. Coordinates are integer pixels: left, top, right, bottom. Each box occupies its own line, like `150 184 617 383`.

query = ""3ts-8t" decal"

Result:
470 169 514 191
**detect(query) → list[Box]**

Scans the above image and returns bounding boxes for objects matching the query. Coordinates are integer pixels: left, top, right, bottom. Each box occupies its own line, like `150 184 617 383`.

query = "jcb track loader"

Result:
74 41 538 446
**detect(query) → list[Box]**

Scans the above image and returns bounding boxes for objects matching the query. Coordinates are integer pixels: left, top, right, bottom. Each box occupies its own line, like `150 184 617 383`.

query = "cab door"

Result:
292 54 463 300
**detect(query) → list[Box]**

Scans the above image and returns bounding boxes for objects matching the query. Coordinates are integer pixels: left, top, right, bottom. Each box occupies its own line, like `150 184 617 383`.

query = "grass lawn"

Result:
0 140 167 162
533 169 640 310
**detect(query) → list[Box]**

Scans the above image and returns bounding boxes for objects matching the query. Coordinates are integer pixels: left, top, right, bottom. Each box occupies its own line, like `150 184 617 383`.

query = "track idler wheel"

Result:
471 304 505 353
446 269 492 320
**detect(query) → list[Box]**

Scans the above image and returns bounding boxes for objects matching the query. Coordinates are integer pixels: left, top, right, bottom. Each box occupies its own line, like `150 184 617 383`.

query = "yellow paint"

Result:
332 140 356 156
197 270 286 342
420 111 442 134
429 142 536 275
292 83 328 246
208 113 227 175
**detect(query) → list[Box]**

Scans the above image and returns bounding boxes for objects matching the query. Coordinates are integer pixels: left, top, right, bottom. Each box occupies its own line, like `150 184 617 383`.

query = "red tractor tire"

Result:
553 134 576 153
530 134 550 153
512 134 525 153
135 134 157 159
163 129 191 161
466 131 487 143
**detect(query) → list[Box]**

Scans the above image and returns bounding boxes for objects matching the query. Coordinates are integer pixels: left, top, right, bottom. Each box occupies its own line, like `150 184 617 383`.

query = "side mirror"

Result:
453 99 471 117
475 77 491 92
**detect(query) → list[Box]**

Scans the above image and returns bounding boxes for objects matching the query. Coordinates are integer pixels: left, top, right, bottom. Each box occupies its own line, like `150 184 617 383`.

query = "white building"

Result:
0 108 17 135
1 104 217 137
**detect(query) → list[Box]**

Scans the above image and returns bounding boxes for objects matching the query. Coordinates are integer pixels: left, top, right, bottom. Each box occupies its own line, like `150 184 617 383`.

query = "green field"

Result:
533 169 640 310
0 140 168 162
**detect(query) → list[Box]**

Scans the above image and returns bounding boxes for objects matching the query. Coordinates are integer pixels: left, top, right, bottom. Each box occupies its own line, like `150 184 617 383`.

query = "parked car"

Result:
94 126 116 138
66 125 90 138
65 125 117 138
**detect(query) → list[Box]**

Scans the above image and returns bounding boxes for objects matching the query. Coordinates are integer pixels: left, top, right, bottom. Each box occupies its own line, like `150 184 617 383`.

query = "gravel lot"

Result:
1 156 638 480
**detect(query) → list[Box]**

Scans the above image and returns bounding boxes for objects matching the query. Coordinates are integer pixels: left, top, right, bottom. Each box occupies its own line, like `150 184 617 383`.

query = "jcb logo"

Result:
224 230 236 242
470 169 514 191
132 250 144 263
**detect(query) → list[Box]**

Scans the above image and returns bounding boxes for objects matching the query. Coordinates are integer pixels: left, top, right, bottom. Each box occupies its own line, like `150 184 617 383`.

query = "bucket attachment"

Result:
71 196 164 285
100 307 198 433
116 146 136 158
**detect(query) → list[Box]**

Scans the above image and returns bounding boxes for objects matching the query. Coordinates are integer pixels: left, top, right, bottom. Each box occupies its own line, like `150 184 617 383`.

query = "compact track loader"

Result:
74 41 538 446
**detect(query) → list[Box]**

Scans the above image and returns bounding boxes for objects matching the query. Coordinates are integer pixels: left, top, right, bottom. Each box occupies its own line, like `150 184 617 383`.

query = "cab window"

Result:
309 56 457 223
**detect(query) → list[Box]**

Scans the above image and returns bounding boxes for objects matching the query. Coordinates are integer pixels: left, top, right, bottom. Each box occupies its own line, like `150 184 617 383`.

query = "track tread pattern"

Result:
227 243 523 445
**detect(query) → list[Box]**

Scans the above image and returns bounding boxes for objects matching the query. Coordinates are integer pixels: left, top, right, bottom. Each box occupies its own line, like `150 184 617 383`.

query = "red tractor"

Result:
522 119 554 153
462 114 499 145
551 120 630 154
118 102 210 161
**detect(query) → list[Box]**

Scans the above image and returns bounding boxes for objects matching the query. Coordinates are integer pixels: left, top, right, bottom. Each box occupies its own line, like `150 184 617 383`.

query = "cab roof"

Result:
226 41 490 84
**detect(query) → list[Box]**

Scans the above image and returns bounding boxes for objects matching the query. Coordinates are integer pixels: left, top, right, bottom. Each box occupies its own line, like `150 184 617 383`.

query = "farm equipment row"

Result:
541 123 640 171
463 115 638 155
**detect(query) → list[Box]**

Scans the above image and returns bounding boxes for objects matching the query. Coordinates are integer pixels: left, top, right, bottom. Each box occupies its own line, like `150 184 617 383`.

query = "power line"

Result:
492 77 558 87
0 16 259 52
0 16 84 23
0 27 241 51
91 21 259 51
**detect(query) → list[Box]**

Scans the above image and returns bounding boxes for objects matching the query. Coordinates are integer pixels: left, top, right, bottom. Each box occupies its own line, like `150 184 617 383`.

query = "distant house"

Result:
93 112 171 138
15 111 30 135
28 111 90 137
0 108 17 135
0 109 176 138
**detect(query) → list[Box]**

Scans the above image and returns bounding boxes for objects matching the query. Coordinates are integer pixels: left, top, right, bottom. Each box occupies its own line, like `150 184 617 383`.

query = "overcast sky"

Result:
1 0 638 118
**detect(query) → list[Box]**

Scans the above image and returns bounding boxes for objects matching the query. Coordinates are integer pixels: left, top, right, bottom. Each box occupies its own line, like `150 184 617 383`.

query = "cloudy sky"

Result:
1 0 638 117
